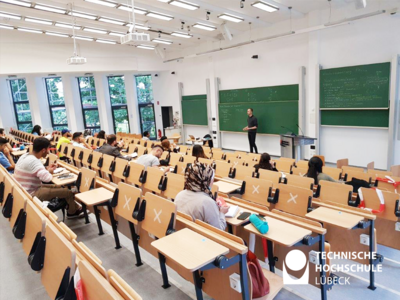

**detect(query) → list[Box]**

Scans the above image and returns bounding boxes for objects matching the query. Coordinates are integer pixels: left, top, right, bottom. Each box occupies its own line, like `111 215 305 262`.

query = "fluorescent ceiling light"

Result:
0 11 21 20
55 22 81 30
157 0 169 2
169 0 199 10
25 17 53 25
83 27 107 34
152 38 172 44
218 13 244 23
109 31 125 37
137 45 155 50
45 31 69 37
17 27 42 34
117 4 147 14
146 12 174 21
193 23 216 31
74 36 94 41
171 31 192 38
251 1 279 12
84 0 117 7
0 23 13 29
125 23 150 30
98 17 125 25
69 11 97 20
34 3 66 14
96 39 116 44
0 0 31 7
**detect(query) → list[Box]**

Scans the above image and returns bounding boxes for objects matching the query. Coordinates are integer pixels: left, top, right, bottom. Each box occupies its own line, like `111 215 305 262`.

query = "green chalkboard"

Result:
182 95 208 126
220 84 299 103
320 62 390 109
219 102 299 135
321 110 389 128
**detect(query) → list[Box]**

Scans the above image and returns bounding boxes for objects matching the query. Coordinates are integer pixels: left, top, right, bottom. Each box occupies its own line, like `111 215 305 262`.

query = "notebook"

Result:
225 205 239 218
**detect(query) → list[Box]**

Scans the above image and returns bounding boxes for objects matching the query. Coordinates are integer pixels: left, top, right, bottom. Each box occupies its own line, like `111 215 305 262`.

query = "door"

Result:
161 106 173 135
138 104 156 140
112 106 130 133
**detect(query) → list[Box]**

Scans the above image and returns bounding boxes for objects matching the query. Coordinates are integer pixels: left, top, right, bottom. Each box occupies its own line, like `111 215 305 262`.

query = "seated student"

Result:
136 145 164 169
174 162 228 230
31 125 42 136
97 130 106 140
96 134 127 159
56 129 72 158
254 153 278 172
0 128 13 151
72 132 91 149
0 138 15 173
160 136 179 152
306 156 335 184
14 138 83 218
142 131 150 141
192 144 208 160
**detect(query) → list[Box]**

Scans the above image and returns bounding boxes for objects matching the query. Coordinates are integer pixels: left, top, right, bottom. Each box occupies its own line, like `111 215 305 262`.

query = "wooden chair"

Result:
375 175 400 193
274 184 313 217
257 169 282 185
284 173 314 190
135 145 147 157
143 167 164 194
225 152 240 163
242 156 258 167
175 161 189 175
247 153 261 161
22 199 46 255
367 161 375 170
275 160 294 173
367 169 393 178
9 187 28 229
77 167 96 193
90 151 103 176
322 166 342 181
291 167 308 177
41 224 76 300
198 157 213 165
162 173 185 201
179 145 189 154
107 269 143 300
313 155 325 166
81 148 93 168
48 153 58 165
65 144 75 161
113 157 129 183
211 149 225 160
231 164 256 181
126 161 146 187
100 154 116 182
214 160 232 178
235 176 273 207
391 165 400 177
278 157 295 164
342 165 365 174
295 160 309 169
127 144 137 154
319 180 353 206
169 153 183 166
360 188 399 222
337 158 349 169
182 155 196 164
343 169 371 183
2 175 15 208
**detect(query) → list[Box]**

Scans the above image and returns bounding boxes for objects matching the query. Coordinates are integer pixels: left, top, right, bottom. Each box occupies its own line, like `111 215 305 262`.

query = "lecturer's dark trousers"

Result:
248 132 258 153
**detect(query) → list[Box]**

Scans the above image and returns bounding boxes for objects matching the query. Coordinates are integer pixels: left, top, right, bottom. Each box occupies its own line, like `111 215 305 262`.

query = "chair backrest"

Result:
275 160 294 173
342 165 364 173
114 182 142 224
113 157 129 182
87 137 94 145
225 152 240 163
107 269 143 300
214 160 232 178
233 164 255 181
79 167 96 193
10 186 28 228
344 170 371 183
65 144 74 159
48 153 58 165
101 154 116 177
360 188 399 222
179 145 188 154
274 183 313 217
182 155 196 164
322 166 342 180
296 160 309 169
143 168 164 194
41 224 76 300
367 169 393 178
285 173 314 190
163 173 185 200
136 145 147 157
375 175 400 193
81 148 93 168
211 149 225 160
278 157 296 164
257 168 281 185
91 151 103 171
291 167 308 177
319 180 353 206
127 144 137 154
72 146 84 163
198 157 213 165
22 200 46 255
337 158 349 169
126 162 145 186
141 192 177 238
93 137 99 146
3 175 15 207
242 176 273 207
169 153 183 166
247 153 261 161
78 260 124 300
175 161 189 175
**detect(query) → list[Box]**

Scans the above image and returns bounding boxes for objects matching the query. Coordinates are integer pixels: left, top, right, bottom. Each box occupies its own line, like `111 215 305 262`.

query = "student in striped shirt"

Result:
14 137 83 218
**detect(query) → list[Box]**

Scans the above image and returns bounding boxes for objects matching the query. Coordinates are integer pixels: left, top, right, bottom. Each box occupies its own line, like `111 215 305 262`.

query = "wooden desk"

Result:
51 174 78 186
213 181 240 194
306 207 364 230
151 228 229 272
52 169 70 177
75 187 114 206
244 217 312 247
11 149 27 157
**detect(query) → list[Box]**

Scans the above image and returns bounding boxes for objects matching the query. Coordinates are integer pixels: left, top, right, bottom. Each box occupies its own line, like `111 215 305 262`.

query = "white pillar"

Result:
0 77 16 130
62 75 84 132
26 76 52 131
94 73 113 134
124 73 140 134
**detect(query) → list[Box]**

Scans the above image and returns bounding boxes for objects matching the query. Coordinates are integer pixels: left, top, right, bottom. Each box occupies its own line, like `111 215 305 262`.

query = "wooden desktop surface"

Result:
75 187 114 206
213 181 240 194
51 174 78 186
306 207 364 229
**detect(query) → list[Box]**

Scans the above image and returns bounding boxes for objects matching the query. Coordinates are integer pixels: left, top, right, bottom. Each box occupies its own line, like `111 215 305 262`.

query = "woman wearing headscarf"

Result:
174 162 228 230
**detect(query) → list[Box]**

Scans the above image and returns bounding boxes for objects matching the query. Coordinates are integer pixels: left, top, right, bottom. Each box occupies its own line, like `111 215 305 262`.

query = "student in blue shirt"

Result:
0 138 15 173
31 125 42 136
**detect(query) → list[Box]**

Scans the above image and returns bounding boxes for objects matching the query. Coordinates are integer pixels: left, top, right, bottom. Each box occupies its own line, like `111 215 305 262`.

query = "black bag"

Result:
345 178 370 193
47 197 67 221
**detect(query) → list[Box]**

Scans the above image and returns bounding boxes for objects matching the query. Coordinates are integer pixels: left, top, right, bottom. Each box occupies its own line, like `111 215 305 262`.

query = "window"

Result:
9 78 33 132
78 76 100 133
135 75 156 139
45 77 68 131
108 76 130 133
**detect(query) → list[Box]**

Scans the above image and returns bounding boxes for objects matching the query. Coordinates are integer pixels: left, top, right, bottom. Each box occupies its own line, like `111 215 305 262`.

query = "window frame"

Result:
44 77 68 130
107 75 130 133
8 78 33 132
135 74 156 139
77 76 101 133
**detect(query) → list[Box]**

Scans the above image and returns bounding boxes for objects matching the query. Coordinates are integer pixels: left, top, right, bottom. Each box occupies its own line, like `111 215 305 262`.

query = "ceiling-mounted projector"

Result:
121 32 150 44
67 55 87 65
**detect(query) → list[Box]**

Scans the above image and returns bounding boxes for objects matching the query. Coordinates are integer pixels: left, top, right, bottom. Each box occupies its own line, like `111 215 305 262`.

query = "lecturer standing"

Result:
243 108 258 153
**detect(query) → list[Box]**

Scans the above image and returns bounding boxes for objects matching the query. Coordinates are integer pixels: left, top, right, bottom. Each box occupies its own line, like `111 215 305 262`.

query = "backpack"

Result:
47 197 67 221
247 250 270 298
